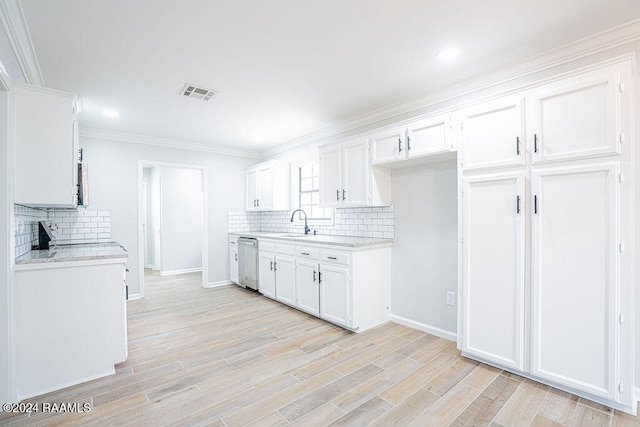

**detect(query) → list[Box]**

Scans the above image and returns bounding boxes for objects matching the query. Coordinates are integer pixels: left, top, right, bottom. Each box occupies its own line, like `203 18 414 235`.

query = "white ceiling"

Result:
18 0 640 154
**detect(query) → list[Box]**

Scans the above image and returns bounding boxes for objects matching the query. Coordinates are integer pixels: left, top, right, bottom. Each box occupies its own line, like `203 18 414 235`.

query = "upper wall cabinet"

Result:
530 66 627 164
460 97 525 171
370 113 455 166
245 160 290 211
14 84 79 208
319 138 390 208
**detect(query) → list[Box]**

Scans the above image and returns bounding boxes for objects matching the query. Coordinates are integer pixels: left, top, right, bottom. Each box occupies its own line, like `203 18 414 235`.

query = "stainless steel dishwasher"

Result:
237 237 259 290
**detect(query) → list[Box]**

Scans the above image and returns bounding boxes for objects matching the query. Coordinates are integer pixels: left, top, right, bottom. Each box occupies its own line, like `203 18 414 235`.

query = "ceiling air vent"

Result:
180 83 217 101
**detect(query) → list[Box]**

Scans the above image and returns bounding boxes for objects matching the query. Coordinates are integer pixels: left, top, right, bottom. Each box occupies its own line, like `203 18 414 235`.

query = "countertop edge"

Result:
228 232 393 249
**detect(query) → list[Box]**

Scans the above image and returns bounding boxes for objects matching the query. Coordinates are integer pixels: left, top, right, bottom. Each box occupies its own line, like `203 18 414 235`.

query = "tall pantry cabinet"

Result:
458 59 635 412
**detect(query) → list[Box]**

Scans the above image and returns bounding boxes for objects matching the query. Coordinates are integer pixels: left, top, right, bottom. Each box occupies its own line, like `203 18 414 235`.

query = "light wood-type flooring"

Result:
2 270 638 426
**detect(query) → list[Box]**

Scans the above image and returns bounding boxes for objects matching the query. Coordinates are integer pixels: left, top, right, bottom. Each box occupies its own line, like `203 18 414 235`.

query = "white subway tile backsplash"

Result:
15 206 113 259
227 206 394 239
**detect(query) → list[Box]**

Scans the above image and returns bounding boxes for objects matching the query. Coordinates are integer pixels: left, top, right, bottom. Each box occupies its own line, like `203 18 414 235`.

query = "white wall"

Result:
390 161 458 336
80 136 254 296
159 166 203 274
0 77 12 402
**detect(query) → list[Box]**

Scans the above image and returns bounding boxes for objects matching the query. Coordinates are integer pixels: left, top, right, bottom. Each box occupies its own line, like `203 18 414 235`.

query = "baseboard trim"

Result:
127 293 142 300
159 268 202 276
390 314 457 342
635 387 640 412
205 280 234 288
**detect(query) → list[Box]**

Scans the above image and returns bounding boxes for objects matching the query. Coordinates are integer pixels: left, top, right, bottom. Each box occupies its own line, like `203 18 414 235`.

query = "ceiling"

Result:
17 0 640 155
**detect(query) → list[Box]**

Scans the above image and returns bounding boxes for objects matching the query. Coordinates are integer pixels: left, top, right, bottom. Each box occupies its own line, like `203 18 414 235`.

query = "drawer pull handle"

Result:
327 256 337 260
301 252 310 256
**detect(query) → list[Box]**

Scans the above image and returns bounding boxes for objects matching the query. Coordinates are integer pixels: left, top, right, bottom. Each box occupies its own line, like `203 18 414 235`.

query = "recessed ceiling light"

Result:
436 47 461 61
102 109 120 118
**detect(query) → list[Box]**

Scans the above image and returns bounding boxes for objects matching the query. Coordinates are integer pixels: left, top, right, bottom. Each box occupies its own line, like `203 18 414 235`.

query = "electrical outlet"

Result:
446 291 456 306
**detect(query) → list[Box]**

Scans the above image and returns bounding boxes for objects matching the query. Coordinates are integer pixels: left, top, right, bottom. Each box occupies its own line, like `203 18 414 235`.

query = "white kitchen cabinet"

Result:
319 138 390 208
369 126 405 164
258 250 276 298
460 96 524 171
245 160 290 211
229 237 239 284
274 254 296 306
461 171 525 371
252 238 391 332
530 66 626 164
370 114 454 166
14 259 127 400
458 59 634 413
530 163 619 400
319 261 350 328
14 83 79 207
295 258 320 316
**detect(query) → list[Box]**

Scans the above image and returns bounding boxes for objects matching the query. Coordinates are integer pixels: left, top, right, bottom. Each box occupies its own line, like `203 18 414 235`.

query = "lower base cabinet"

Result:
14 259 128 400
295 258 320 316
318 262 350 327
257 238 391 332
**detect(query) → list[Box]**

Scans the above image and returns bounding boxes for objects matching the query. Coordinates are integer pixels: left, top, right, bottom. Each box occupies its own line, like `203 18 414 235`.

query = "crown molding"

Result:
79 128 262 159
0 0 43 86
261 18 640 158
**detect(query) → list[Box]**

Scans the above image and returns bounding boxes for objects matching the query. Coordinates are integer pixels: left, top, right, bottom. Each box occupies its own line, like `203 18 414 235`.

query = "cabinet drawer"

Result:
259 241 275 252
296 246 320 259
228 236 239 246
320 250 350 265
275 243 296 255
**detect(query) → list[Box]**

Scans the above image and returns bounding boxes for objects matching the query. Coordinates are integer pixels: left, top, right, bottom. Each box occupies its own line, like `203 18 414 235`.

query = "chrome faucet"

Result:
290 209 311 235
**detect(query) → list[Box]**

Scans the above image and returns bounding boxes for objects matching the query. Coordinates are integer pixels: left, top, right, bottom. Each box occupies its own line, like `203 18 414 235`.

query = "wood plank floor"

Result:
2 270 638 426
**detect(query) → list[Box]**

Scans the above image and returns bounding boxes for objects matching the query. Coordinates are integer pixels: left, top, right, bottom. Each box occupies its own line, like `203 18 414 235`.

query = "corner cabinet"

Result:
458 59 635 414
13 84 79 208
318 138 390 208
245 160 290 211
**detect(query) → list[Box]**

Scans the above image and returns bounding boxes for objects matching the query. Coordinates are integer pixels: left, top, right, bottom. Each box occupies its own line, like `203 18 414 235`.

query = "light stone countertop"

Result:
229 232 393 248
16 242 128 264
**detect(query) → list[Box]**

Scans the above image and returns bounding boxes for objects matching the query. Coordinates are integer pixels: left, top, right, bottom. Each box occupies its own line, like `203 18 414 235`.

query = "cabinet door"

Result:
461 171 525 371
257 167 273 210
342 139 369 207
229 247 239 284
461 97 524 171
370 126 406 165
319 263 350 328
295 259 320 316
274 255 296 306
246 170 259 211
319 143 342 208
531 163 618 400
407 114 451 158
258 251 275 298
14 85 78 207
530 68 623 163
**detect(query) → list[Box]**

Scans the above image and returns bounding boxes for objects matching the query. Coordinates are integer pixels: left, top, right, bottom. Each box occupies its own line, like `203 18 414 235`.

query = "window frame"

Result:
291 160 333 226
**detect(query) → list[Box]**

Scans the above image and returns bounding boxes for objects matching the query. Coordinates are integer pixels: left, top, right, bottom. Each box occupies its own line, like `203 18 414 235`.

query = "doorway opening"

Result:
137 161 208 296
